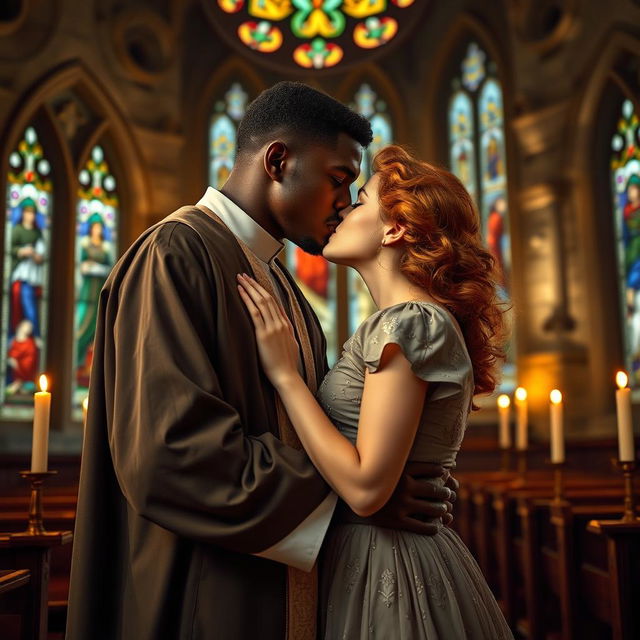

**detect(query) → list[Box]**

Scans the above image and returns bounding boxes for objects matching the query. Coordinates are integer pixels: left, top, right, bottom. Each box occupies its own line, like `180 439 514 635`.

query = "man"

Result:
67 82 456 640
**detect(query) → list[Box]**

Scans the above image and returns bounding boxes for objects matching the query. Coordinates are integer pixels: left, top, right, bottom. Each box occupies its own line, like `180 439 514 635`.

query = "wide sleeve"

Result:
99 222 330 554
357 302 471 400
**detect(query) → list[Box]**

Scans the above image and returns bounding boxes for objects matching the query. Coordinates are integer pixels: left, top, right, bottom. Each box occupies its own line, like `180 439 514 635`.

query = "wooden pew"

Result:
454 469 622 626
0 488 77 636
0 569 31 640
517 494 633 639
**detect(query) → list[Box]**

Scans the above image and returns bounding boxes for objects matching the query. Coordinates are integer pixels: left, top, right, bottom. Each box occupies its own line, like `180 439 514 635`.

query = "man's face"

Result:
271 132 362 255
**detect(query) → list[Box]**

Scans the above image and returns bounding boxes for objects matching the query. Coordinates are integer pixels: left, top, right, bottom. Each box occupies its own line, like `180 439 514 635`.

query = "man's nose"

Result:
335 187 351 212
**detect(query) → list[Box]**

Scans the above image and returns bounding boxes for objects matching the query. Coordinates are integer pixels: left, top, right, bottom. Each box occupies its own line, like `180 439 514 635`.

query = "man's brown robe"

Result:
66 206 331 639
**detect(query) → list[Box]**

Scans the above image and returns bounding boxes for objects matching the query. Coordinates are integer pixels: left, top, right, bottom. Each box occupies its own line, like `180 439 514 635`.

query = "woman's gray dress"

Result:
316 301 513 639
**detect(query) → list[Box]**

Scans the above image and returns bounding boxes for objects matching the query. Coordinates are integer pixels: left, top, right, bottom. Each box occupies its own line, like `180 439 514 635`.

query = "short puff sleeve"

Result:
357 302 472 401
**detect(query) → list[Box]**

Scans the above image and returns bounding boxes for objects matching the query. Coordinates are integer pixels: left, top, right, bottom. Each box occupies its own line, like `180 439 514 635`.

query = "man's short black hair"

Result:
236 81 373 155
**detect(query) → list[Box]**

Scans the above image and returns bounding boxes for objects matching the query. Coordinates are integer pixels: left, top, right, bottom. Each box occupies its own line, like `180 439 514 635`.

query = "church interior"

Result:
0 0 639 638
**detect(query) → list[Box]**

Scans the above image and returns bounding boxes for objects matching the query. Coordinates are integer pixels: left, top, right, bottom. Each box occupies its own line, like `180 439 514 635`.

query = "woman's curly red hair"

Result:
372 145 509 401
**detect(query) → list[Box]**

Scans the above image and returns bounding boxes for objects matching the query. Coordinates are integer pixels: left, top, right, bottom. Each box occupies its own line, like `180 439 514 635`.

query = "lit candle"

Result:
550 389 564 463
82 397 89 428
497 394 511 449
31 374 51 473
515 387 528 451
615 372 635 462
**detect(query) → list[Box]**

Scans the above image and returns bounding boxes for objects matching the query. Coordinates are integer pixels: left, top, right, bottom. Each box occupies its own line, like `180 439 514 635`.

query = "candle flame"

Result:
550 389 562 404
497 394 510 409
39 374 48 393
515 387 527 402
616 371 628 389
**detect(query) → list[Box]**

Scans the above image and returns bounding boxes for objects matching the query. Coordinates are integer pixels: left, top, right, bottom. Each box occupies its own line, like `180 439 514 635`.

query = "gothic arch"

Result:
1 60 150 242
421 12 515 172
0 60 149 425
570 29 640 414
337 63 407 144
183 56 266 200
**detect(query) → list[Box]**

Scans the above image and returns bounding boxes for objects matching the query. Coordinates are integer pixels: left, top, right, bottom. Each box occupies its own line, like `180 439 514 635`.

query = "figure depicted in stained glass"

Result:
295 248 329 298
74 145 118 405
611 100 640 381
621 174 640 367
6 319 38 395
9 197 45 339
486 195 508 293
75 212 113 385
3 126 52 411
448 42 514 391
485 135 502 181
449 92 477 199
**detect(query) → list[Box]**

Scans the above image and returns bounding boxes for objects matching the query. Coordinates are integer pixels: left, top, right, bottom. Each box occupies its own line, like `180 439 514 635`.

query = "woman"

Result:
237 145 512 639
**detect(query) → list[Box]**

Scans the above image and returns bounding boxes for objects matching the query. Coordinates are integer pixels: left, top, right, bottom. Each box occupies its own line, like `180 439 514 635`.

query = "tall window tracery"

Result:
448 41 515 391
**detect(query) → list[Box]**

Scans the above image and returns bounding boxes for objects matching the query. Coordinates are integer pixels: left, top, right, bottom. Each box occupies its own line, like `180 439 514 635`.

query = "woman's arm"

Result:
238 274 428 517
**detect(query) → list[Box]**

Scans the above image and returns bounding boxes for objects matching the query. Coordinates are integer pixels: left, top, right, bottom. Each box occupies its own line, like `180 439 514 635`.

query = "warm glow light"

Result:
497 394 510 409
82 397 89 411
515 387 527 402
616 371 628 389
550 389 562 404
39 375 48 393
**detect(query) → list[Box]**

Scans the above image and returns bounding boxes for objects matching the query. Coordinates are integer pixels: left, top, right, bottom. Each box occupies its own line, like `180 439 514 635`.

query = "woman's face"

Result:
322 173 385 266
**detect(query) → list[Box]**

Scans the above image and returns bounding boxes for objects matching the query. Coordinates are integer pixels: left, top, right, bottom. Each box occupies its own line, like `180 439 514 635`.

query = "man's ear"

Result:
382 222 407 247
264 141 288 182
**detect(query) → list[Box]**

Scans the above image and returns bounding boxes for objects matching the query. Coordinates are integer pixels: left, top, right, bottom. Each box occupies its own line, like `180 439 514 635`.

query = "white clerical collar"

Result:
197 187 283 263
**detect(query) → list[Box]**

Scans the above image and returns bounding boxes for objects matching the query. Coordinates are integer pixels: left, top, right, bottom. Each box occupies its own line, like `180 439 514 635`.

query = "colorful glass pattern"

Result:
348 83 393 335
284 242 338 366
448 42 515 392
612 99 640 385
73 145 118 410
1 127 52 417
208 0 423 72
209 82 248 189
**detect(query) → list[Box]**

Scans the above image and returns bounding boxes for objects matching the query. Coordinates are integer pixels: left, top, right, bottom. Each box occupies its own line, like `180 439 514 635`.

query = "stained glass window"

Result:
347 82 393 335
1 126 52 417
207 0 423 73
611 99 640 385
283 244 338 366
72 145 118 411
209 81 249 189
448 42 515 391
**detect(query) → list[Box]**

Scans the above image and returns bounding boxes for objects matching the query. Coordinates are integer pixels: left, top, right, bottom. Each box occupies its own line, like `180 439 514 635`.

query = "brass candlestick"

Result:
10 470 59 539
617 460 638 523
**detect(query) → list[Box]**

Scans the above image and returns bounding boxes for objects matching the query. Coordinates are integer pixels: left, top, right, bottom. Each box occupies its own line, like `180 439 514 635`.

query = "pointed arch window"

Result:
209 81 249 189
612 98 640 384
347 82 394 335
448 41 515 390
1 126 53 417
72 144 119 410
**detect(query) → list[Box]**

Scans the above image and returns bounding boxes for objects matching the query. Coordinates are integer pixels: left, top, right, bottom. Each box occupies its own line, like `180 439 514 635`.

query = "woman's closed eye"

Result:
350 201 363 209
